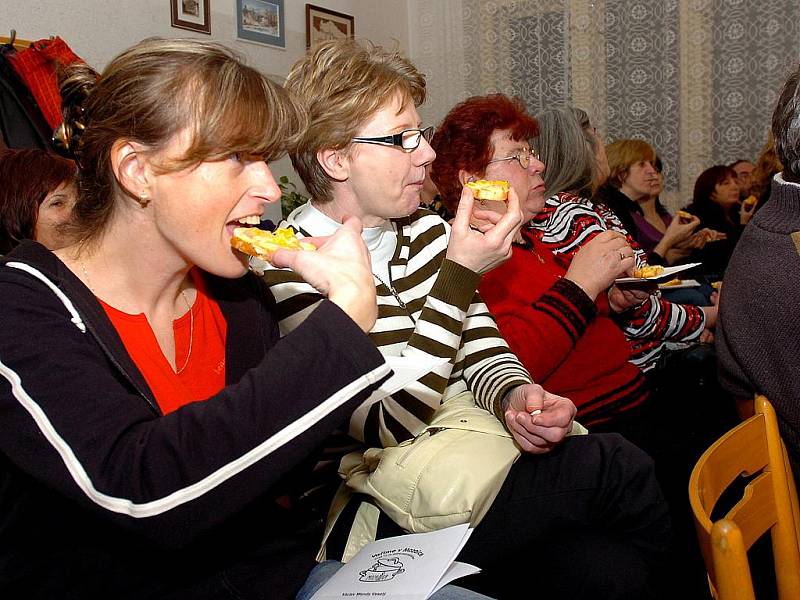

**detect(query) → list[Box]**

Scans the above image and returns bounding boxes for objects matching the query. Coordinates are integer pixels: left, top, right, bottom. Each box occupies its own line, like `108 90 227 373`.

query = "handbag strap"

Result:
316 482 381 563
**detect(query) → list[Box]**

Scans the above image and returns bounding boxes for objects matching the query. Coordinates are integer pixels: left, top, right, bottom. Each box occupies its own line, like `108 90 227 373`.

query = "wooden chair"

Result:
689 395 800 599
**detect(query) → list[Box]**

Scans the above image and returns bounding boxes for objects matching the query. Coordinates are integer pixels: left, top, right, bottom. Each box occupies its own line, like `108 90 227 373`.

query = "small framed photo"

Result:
237 0 285 49
306 4 355 49
171 0 211 34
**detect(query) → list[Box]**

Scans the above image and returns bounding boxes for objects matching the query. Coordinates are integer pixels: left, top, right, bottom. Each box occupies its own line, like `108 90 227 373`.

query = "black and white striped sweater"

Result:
264 203 533 448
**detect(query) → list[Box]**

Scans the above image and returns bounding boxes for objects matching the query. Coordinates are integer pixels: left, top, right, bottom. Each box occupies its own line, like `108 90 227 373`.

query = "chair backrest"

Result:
688 395 800 599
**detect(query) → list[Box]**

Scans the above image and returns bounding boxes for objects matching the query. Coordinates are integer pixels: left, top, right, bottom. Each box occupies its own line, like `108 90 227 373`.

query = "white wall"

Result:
4 0 410 220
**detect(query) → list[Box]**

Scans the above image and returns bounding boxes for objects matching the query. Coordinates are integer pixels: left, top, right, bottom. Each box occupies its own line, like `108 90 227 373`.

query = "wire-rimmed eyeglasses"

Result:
487 148 539 170
351 126 435 152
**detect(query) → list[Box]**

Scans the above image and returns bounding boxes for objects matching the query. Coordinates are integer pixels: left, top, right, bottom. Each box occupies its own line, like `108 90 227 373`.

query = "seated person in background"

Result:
750 131 783 208
636 157 714 305
594 139 709 267
0 37 393 600
729 158 755 200
267 39 671 600
683 164 756 281
529 108 715 375
0 148 77 253
630 157 707 266
717 63 800 489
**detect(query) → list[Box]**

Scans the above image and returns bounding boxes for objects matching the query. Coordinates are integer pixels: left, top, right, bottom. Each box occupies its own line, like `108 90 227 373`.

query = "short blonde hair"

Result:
60 37 306 243
285 39 426 202
605 139 656 189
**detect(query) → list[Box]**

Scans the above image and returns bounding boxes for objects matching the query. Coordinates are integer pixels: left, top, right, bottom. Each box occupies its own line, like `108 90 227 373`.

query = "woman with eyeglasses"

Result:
272 39 552 463
268 41 671 600
432 94 655 437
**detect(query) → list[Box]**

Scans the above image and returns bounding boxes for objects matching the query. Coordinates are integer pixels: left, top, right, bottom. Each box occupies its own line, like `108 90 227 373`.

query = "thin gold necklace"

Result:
80 260 194 374
175 290 194 375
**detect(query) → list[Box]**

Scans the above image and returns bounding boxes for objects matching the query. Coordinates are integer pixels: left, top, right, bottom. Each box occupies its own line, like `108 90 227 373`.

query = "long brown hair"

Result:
59 37 307 244
692 165 738 207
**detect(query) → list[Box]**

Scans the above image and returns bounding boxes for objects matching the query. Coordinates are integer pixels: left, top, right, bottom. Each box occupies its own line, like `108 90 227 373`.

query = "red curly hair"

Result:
430 94 538 214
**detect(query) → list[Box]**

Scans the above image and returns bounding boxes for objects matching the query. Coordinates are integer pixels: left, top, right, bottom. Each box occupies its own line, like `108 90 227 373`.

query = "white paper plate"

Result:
615 262 702 285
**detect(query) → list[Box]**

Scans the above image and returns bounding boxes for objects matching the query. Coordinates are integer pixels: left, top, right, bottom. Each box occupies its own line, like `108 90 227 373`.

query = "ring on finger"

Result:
618 251 625 260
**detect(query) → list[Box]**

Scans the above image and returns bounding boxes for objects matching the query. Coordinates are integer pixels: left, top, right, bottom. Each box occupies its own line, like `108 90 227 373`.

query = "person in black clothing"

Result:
0 37 392 600
683 164 756 281
594 139 703 267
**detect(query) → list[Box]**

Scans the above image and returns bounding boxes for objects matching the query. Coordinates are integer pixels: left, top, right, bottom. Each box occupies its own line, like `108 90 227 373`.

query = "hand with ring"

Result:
564 230 635 301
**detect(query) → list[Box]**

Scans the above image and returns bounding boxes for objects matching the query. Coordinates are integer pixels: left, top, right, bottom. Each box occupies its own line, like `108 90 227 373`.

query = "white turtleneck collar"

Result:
289 201 398 284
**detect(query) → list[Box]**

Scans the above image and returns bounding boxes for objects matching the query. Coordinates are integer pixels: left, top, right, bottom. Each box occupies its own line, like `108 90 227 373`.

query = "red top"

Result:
479 233 649 425
100 273 227 414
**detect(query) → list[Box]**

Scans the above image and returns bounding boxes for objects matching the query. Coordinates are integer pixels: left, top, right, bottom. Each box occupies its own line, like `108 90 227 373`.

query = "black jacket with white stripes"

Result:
0 241 388 599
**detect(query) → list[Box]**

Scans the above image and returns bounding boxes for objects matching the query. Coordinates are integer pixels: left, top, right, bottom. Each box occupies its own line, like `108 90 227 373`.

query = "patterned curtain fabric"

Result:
409 0 800 209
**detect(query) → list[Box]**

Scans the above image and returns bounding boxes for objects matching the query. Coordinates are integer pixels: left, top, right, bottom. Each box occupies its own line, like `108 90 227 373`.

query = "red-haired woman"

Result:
432 94 652 428
683 164 755 280
433 93 738 598
0 148 77 253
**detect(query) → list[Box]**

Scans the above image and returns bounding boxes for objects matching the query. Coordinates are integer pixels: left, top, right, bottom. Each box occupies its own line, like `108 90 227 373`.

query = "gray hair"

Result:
533 107 595 198
772 64 800 181
570 107 599 152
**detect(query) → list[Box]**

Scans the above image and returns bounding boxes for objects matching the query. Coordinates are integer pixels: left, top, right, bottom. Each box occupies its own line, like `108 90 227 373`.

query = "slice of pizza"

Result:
231 226 316 263
465 179 510 202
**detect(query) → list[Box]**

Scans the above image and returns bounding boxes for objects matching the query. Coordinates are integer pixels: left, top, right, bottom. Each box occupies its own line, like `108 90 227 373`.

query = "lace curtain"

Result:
409 0 800 208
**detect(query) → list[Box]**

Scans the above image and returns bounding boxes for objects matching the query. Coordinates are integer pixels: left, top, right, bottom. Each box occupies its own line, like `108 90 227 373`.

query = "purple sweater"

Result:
631 211 672 257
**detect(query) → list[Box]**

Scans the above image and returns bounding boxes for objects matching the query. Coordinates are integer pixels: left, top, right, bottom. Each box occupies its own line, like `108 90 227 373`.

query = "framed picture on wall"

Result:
171 0 211 34
306 4 354 49
237 0 285 48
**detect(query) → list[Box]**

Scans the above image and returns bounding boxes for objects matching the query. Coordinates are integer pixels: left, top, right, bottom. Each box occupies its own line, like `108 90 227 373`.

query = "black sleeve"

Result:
0 268 388 546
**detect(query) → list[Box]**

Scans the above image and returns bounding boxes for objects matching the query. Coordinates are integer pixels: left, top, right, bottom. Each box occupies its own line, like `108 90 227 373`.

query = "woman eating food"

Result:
528 107 713 373
0 38 395 599
430 94 648 426
682 164 755 281
265 39 671 600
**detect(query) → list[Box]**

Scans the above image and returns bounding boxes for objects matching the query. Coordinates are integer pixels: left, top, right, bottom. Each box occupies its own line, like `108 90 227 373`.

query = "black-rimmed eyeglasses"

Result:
351 126 435 152
487 148 539 170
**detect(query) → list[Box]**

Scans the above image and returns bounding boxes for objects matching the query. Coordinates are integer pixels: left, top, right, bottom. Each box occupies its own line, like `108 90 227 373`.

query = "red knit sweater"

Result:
479 235 649 425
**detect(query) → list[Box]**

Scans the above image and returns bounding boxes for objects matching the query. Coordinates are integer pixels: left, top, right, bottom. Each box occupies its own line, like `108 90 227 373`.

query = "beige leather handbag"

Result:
318 391 588 561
